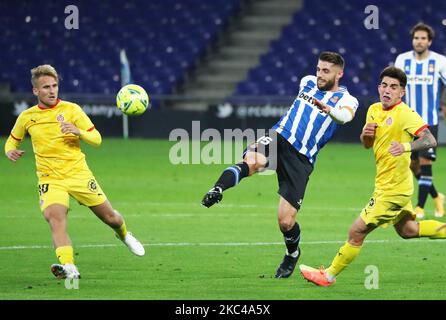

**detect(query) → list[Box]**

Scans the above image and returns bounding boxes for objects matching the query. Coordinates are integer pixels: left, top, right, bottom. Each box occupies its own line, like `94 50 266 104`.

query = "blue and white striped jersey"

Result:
272 75 359 164
395 50 446 126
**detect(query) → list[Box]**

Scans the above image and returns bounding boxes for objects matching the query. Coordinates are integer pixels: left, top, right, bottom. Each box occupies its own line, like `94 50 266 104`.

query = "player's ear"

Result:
336 67 344 81
32 87 38 97
400 89 406 99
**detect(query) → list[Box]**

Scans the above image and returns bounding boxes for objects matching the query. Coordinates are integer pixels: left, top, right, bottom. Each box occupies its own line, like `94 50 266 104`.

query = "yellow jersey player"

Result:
299 66 446 287
4 65 145 280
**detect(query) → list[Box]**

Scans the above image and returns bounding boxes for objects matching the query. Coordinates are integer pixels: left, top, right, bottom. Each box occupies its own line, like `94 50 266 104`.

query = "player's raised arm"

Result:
313 98 357 125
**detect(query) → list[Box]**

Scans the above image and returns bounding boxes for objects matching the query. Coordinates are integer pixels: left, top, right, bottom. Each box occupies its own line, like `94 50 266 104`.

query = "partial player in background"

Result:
300 67 446 287
442 88 446 120
4 65 145 280
394 22 446 219
202 52 359 279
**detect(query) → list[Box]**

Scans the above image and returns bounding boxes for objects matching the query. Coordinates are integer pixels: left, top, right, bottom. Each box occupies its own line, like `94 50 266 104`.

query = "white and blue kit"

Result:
272 75 359 164
395 51 446 126
244 75 358 209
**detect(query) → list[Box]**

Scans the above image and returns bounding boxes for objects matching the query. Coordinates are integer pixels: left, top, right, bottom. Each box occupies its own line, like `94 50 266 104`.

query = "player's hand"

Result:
389 141 404 156
60 122 80 136
6 149 25 162
362 123 377 137
312 98 331 114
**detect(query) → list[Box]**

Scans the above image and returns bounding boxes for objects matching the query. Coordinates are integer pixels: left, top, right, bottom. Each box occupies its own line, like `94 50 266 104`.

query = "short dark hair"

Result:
380 66 407 87
411 22 435 41
318 51 345 69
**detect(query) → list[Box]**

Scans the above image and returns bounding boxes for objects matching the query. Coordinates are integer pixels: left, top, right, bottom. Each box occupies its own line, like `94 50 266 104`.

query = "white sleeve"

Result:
299 75 315 91
329 95 359 124
439 56 446 85
394 54 404 71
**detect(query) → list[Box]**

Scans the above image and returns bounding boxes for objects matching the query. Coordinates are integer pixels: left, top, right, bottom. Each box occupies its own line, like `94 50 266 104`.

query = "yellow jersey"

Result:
366 101 427 196
6 99 97 180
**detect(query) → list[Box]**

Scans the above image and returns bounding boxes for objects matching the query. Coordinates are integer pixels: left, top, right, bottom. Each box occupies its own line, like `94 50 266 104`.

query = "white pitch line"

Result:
0 239 444 251
113 201 363 211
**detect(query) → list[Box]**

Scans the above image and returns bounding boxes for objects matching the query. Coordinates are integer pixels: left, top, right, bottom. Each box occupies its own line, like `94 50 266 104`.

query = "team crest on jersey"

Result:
56 114 65 122
88 179 98 192
428 64 435 73
329 96 339 104
386 117 393 126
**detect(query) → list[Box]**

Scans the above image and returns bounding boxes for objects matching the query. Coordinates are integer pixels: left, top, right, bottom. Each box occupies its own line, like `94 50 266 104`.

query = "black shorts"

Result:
243 131 313 210
411 125 437 161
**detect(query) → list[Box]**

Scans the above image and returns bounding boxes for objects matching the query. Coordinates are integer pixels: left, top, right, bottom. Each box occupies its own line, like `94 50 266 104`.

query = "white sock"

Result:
325 271 335 282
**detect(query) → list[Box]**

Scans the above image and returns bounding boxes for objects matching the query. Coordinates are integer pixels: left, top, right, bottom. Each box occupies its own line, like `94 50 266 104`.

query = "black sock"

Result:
282 223 300 256
430 184 438 199
428 166 438 198
214 162 250 191
417 165 432 208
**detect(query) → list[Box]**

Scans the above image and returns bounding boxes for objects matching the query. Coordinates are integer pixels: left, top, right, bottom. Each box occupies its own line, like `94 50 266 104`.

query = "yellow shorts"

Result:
38 174 107 211
360 191 416 228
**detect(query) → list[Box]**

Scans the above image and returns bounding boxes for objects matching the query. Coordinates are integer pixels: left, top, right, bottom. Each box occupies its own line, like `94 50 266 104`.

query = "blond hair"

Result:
31 64 59 87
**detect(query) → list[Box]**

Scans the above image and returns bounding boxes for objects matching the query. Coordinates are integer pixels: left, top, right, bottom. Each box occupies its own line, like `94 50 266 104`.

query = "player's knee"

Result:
410 160 420 175
244 152 267 174
348 228 366 246
396 224 418 239
43 208 65 223
105 209 122 225
278 216 296 231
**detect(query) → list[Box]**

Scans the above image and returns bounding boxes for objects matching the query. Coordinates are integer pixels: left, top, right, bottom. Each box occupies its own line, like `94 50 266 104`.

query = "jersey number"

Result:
38 184 49 196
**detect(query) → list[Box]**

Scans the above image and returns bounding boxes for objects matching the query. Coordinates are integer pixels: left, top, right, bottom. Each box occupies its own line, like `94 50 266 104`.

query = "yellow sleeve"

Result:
79 128 102 147
4 114 26 154
402 108 428 137
72 104 102 147
73 104 95 131
362 104 374 130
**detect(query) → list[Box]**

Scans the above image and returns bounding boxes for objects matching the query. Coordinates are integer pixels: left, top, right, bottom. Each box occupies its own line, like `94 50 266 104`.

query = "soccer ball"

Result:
116 84 149 116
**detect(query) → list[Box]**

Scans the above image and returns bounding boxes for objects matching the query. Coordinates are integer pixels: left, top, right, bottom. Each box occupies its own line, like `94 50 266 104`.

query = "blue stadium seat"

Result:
234 0 446 99
0 0 242 98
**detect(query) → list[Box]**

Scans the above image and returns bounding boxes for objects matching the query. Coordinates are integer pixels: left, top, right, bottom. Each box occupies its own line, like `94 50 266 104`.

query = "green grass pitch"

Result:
0 138 445 300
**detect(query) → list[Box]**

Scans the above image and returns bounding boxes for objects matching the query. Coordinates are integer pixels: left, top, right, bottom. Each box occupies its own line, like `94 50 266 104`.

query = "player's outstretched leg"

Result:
300 217 369 286
202 162 252 208
90 201 145 256
202 149 268 208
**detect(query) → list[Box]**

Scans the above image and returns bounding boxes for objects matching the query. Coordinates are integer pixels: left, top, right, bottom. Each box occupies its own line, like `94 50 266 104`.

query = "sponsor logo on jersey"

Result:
298 92 315 104
406 75 433 85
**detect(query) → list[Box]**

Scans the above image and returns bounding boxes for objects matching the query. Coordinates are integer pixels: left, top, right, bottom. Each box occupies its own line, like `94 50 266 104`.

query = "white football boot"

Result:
51 263 81 279
119 232 145 256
